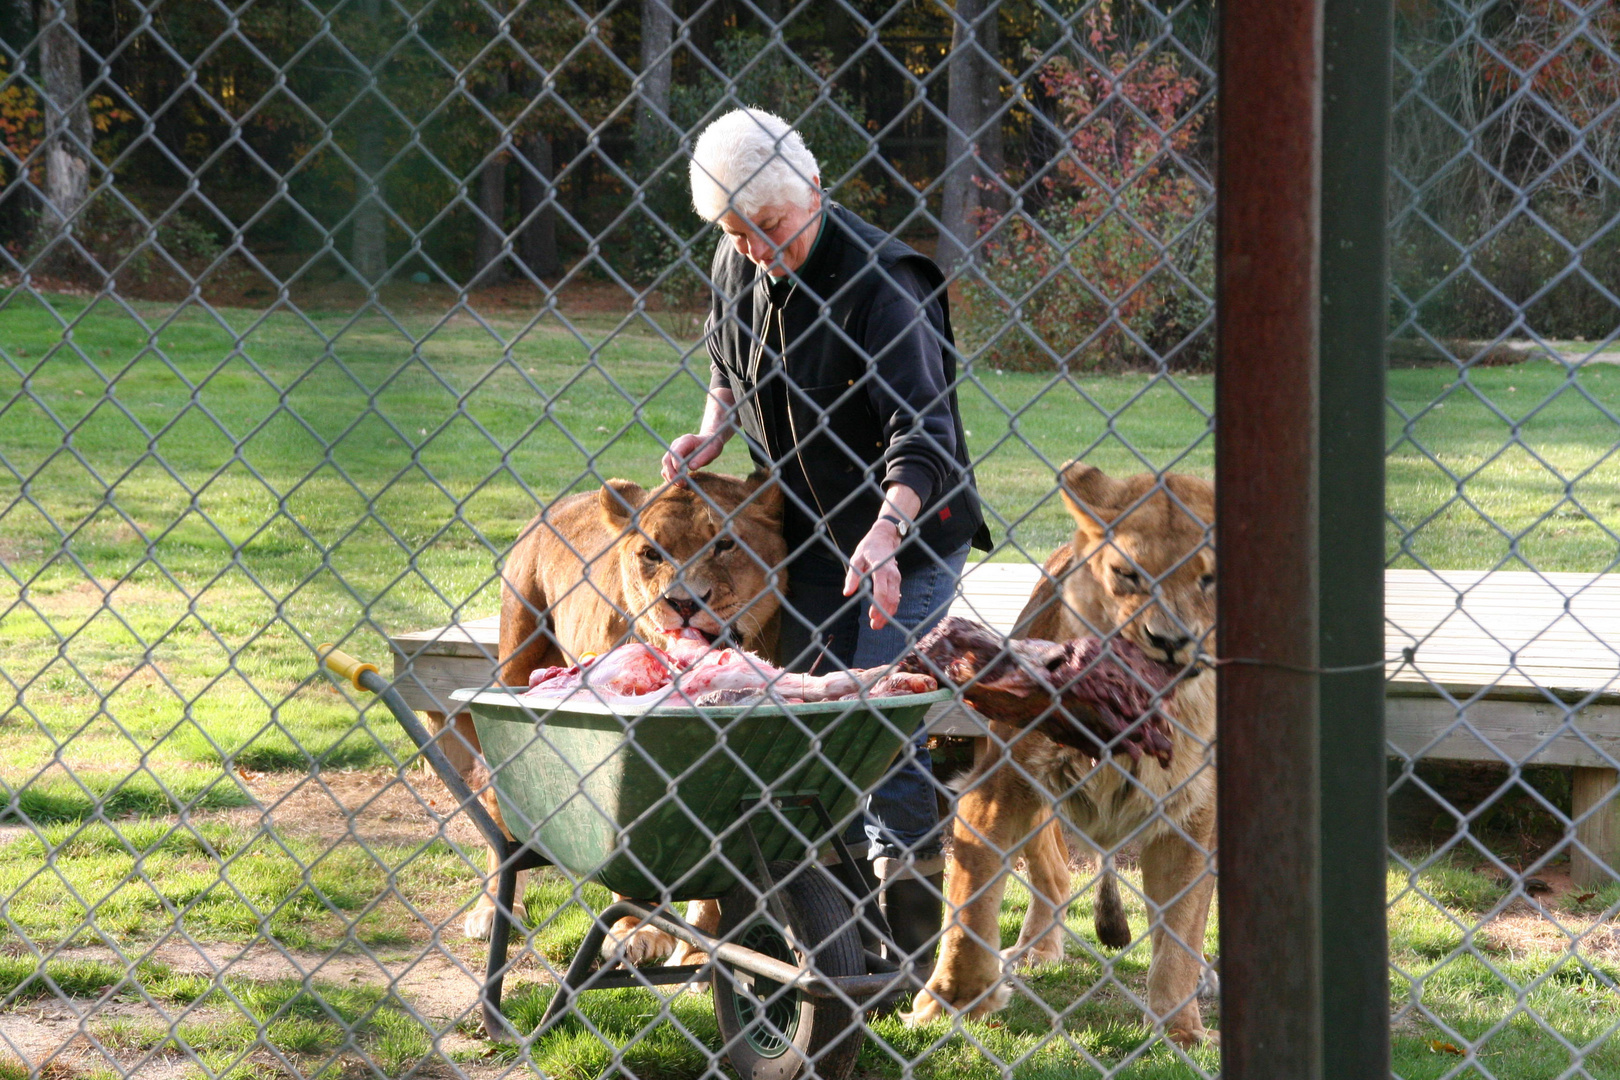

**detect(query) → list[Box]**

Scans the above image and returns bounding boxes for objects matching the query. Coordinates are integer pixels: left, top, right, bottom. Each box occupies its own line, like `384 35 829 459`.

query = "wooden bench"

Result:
386 564 1620 888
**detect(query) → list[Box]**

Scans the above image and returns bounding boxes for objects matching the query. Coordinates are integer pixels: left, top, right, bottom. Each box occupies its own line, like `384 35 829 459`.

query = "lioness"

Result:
455 470 785 954
910 464 1217 1048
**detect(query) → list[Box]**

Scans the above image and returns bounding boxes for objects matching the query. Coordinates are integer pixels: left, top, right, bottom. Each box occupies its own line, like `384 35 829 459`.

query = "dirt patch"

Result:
237 765 484 854
41 938 490 1027
0 996 218 1080
1476 908 1620 962
9 937 540 1079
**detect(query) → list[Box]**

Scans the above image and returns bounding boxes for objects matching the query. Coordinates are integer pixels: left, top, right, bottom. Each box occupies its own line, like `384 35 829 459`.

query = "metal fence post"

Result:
1319 0 1392 1074
1215 0 1324 1074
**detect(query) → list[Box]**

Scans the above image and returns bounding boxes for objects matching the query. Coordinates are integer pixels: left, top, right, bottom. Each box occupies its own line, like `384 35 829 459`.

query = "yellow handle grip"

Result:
320 643 380 691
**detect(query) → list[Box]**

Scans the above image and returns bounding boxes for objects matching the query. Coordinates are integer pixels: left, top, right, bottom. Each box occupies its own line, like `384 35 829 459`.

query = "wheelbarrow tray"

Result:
448 687 952 900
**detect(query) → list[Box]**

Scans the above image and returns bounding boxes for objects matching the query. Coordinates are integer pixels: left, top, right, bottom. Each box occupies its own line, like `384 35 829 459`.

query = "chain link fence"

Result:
1383 1 1620 1075
0 0 1613 1078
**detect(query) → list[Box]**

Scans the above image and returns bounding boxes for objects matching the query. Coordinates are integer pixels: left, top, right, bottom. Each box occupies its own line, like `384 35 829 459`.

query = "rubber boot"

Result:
879 871 945 980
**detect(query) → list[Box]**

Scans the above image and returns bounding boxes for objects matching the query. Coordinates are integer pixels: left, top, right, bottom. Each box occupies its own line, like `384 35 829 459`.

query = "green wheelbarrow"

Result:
321 644 950 1080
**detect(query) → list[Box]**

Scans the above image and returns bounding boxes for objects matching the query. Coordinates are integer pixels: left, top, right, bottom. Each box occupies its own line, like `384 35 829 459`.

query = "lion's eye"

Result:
713 537 736 553
1200 573 1215 591
641 547 662 563
1113 567 1142 592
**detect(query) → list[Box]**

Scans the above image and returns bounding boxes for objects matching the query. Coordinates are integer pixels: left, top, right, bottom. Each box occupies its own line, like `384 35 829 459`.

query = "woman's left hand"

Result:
843 519 903 630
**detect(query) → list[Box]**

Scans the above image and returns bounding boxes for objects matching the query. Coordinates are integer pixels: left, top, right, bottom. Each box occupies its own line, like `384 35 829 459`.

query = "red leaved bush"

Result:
959 3 1212 372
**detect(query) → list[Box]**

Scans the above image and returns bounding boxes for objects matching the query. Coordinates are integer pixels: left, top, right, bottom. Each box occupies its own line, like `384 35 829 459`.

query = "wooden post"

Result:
422 710 479 779
1572 766 1620 890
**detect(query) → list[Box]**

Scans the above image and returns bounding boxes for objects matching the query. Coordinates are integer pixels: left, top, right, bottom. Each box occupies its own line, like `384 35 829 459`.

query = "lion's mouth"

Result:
663 625 720 647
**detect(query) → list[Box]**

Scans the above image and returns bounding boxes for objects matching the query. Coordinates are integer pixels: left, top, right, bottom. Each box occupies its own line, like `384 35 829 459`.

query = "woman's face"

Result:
716 186 823 277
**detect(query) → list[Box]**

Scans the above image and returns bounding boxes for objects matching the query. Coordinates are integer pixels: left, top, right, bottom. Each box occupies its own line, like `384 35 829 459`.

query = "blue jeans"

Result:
777 545 970 861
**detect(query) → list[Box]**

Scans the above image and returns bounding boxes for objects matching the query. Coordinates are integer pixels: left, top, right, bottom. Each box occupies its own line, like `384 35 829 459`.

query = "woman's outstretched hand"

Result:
844 518 903 630
660 432 725 485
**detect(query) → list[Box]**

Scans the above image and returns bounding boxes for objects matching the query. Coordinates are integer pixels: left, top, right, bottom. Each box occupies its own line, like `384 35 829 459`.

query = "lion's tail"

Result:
1094 854 1131 949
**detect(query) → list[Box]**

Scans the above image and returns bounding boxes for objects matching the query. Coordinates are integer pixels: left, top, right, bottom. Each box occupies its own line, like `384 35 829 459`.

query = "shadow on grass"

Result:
4 774 251 825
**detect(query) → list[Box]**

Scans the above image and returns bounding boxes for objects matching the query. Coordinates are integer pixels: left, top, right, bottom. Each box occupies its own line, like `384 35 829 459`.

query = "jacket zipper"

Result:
773 287 833 526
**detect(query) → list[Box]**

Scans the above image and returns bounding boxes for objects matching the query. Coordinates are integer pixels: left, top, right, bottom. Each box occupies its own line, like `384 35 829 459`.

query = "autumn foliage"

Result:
958 5 1212 372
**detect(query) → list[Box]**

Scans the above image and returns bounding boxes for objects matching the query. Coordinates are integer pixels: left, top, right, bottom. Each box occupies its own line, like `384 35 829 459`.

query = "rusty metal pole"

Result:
1215 0 1324 1074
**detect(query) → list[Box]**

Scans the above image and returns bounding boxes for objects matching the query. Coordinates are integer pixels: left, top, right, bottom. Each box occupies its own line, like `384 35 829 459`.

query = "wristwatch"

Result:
878 512 912 539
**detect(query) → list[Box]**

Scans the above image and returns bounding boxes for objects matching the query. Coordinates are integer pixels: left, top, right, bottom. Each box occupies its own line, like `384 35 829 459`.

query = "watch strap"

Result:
879 512 912 538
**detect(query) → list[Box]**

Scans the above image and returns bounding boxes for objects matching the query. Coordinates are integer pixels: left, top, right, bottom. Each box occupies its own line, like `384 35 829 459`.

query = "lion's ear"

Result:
599 479 647 529
1059 462 1126 541
744 470 784 523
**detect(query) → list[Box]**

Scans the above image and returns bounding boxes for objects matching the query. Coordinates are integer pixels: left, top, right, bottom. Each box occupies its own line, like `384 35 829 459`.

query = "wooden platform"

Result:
386 563 1620 886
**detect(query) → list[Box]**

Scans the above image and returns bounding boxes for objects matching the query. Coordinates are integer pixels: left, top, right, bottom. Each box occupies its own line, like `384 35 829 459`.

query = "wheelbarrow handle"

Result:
316 641 543 1041
316 641 511 855
320 643 379 690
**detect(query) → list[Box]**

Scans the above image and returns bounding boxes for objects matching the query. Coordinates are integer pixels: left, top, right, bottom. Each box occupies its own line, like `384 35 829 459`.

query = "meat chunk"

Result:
898 616 1179 766
519 631 937 709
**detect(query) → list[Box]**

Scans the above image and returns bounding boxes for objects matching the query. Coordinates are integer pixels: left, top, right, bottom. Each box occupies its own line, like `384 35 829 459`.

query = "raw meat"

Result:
897 616 1180 766
519 629 937 709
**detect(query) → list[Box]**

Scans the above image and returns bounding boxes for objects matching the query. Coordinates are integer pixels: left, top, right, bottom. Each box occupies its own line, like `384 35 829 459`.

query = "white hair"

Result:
689 108 821 222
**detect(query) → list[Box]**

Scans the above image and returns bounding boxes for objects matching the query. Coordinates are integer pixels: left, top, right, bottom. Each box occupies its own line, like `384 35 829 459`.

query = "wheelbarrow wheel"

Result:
714 861 864 1080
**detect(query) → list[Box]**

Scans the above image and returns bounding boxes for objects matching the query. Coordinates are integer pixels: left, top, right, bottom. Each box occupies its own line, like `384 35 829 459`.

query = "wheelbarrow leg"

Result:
536 900 652 1030
480 842 523 1038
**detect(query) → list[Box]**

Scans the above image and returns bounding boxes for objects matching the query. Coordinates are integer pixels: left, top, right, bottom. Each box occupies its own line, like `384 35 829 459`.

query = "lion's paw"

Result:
1168 1026 1218 1050
1000 938 1064 970
666 940 710 968
462 899 526 940
602 917 676 965
902 977 1014 1026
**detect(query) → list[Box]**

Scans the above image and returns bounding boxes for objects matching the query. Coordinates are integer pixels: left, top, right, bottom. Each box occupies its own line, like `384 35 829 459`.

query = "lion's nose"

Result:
1145 629 1192 657
666 592 711 622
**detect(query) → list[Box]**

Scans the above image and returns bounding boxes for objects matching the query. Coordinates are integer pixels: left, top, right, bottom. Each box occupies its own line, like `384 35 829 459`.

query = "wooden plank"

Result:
1383 568 1620 702
1386 696 1620 768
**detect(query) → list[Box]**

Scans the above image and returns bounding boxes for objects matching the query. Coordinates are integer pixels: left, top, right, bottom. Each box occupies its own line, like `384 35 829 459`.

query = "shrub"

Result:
24 195 224 291
959 4 1212 372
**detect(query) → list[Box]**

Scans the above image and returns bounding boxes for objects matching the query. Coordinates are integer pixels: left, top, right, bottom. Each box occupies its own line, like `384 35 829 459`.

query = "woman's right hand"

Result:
661 432 725 484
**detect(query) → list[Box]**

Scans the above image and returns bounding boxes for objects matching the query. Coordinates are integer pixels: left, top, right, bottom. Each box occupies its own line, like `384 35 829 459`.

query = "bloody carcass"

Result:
897 616 1180 766
520 628 937 708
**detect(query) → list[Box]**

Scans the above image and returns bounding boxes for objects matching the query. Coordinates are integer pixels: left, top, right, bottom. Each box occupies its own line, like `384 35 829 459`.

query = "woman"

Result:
661 107 993 967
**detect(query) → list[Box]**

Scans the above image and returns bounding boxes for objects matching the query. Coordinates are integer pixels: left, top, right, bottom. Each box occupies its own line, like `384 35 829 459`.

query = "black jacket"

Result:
706 203 992 578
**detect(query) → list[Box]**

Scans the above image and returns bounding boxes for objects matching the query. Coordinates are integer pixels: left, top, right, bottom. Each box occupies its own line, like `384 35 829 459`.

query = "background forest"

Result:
0 0 1615 371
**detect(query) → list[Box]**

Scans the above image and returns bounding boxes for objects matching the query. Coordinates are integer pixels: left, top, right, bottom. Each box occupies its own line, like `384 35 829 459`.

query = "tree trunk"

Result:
975 4 1005 218
518 128 558 278
350 0 386 283
37 0 91 230
637 0 674 154
474 68 509 284
938 0 990 274
352 117 386 282
475 152 507 283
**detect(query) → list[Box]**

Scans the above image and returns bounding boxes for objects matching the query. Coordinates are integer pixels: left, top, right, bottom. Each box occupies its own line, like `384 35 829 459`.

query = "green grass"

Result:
3 298 1615 838
0 817 475 950
2 957 432 1079
481 860 1619 1079
2 292 1618 1077
1387 362 1620 572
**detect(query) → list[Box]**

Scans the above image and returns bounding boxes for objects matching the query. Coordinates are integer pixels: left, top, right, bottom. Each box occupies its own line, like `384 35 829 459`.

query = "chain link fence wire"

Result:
1384 2 1620 1076
0 0 1612 1078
